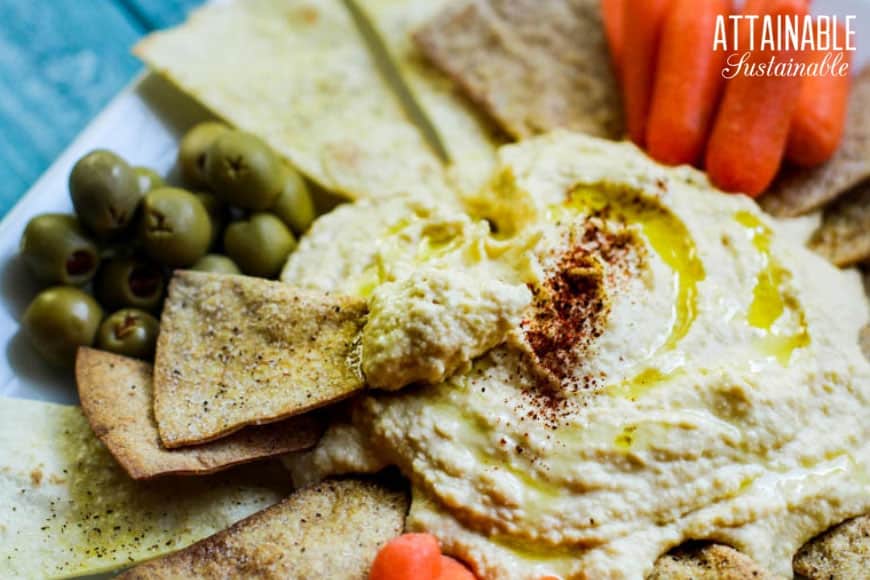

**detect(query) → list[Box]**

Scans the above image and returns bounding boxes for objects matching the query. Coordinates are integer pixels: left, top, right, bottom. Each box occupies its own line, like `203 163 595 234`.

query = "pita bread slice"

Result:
118 478 409 579
76 348 322 480
793 515 870 580
360 0 502 195
415 0 623 141
760 66 870 217
647 543 776 579
0 396 290 579
807 183 870 267
154 271 367 448
134 0 452 201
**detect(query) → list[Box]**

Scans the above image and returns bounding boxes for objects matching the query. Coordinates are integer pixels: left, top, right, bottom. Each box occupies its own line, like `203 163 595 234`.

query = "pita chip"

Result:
76 348 323 479
119 478 408 579
415 0 623 140
807 183 870 267
154 271 366 448
0 397 290 578
761 66 870 217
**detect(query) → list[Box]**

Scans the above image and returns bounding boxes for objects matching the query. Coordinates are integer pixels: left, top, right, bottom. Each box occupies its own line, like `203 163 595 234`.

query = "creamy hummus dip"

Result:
282 133 870 579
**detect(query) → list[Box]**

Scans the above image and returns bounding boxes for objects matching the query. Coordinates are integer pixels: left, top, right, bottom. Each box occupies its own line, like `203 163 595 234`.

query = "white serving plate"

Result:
1 0 869 406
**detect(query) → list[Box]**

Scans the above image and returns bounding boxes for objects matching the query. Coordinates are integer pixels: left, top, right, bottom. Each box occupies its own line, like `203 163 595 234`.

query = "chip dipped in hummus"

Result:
282 132 870 579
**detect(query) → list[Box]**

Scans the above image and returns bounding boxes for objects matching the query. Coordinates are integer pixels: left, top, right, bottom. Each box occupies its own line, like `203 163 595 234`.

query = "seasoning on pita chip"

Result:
807 183 870 267
0 396 290 579
793 515 870 580
414 0 623 141
647 543 776 580
118 478 409 580
760 66 870 217
154 271 367 448
135 0 501 201
76 348 323 480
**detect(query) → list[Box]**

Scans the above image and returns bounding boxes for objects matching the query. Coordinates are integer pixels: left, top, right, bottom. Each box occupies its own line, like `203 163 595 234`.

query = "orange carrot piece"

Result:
785 23 852 167
437 555 477 580
600 0 625 78
621 0 672 145
705 0 808 197
646 0 731 166
370 533 442 580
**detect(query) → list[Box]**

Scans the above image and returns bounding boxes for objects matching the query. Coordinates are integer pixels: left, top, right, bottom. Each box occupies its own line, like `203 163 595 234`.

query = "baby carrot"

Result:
621 0 672 145
600 0 625 78
785 23 852 167
705 0 808 197
646 0 731 166
370 533 442 580
437 555 477 580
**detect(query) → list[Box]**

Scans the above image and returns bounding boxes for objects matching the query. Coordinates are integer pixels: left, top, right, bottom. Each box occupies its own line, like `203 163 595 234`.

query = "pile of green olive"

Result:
19 122 316 367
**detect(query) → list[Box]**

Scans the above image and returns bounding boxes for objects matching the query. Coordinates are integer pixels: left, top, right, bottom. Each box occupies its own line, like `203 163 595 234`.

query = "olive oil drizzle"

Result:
554 185 705 399
734 210 810 365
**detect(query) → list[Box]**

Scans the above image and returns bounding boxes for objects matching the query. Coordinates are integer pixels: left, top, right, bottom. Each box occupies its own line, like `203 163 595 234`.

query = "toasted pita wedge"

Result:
415 0 623 140
134 0 500 200
76 348 322 480
0 396 290 578
118 478 409 579
648 543 776 580
760 66 870 217
808 183 870 267
794 515 870 580
154 271 367 448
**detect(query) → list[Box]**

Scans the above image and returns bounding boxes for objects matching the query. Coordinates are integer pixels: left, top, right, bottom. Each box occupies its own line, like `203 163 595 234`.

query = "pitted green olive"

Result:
22 286 103 367
20 213 100 285
69 150 141 237
95 256 165 311
206 131 283 210
97 309 159 359
178 121 229 188
139 188 212 267
271 167 315 235
224 213 296 278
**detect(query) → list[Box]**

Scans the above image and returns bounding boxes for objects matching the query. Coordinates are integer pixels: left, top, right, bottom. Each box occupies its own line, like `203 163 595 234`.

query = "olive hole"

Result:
66 250 96 278
128 266 162 299
113 313 140 340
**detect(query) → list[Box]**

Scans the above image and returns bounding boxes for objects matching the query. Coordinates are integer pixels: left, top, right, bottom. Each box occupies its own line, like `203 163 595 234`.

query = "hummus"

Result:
282 132 870 579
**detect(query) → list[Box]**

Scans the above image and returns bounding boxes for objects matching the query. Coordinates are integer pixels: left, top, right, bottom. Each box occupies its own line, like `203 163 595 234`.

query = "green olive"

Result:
194 191 227 247
133 166 165 195
139 188 212 267
95 256 165 311
69 150 141 237
270 167 315 235
20 214 100 285
22 286 103 367
192 254 241 275
224 213 296 278
96 309 159 359
206 131 283 210
178 121 229 188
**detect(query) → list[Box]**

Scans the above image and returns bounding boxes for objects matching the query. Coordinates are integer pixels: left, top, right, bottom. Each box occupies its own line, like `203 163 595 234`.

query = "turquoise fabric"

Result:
0 0 202 218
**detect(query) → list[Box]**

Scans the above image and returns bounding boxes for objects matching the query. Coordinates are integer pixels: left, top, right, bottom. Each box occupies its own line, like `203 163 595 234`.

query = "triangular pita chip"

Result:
648 544 776 580
118 478 408 579
808 183 870 267
793 515 870 580
154 271 367 448
135 0 498 200
0 396 290 578
415 0 623 140
761 66 870 217
76 348 323 479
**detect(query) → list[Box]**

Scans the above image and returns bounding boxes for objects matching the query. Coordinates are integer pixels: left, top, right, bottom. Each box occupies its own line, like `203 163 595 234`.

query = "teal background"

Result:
0 0 203 219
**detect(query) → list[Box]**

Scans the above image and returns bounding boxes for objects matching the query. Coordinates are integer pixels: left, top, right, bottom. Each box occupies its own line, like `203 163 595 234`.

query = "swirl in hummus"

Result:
281 133 870 579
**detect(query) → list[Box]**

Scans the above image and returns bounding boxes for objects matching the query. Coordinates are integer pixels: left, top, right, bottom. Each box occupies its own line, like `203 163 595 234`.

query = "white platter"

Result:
1 0 869 407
